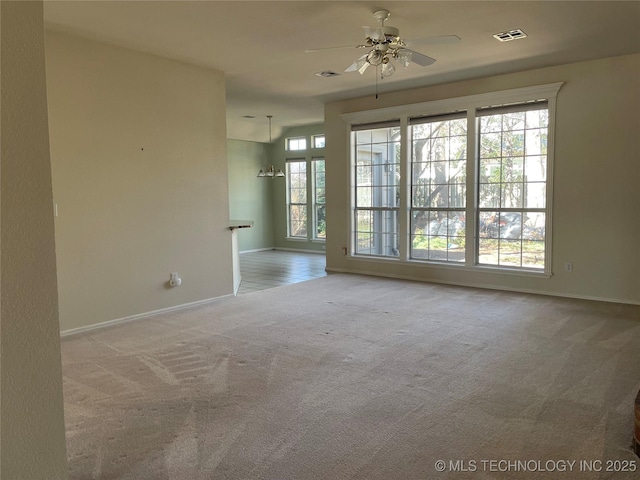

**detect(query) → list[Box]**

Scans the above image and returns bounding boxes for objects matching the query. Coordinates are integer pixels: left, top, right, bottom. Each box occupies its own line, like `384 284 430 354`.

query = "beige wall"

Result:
227 139 274 252
46 31 233 332
325 54 640 304
0 1 69 478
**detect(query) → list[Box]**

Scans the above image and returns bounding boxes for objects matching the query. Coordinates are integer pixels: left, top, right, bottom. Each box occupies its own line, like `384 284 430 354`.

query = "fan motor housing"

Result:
382 26 399 38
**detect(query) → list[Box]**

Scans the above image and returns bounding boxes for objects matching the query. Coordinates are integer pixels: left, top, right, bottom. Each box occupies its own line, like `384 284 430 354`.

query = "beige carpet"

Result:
61 273 640 480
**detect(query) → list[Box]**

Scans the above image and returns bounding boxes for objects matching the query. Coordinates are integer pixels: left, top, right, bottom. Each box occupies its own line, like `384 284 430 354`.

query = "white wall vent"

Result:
493 29 528 42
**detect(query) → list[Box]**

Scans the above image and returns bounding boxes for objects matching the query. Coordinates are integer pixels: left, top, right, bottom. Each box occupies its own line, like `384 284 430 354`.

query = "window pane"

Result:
355 209 399 256
371 186 399 208
315 205 326 238
525 182 546 208
480 115 502 133
525 156 546 182
410 115 467 264
500 183 523 208
502 131 525 157
501 157 523 183
356 209 373 232
289 205 307 237
479 211 500 238
356 187 372 208
522 241 545 268
313 135 325 149
499 240 522 267
498 212 523 239
353 125 400 257
478 238 499 265
480 133 501 158
287 137 307 151
313 159 326 240
411 210 465 262
287 161 307 237
525 129 546 155
449 183 466 207
477 105 549 269
479 158 501 183
356 130 372 145
478 212 545 268
523 212 545 240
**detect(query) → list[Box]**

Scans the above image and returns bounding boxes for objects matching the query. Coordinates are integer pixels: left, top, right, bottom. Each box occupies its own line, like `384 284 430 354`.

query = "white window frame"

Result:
343 83 563 276
476 102 550 269
286 136 307 151
286 159 307 239
312 134 326 149
410 112 468 264
351 122 401 258
312 158 326 241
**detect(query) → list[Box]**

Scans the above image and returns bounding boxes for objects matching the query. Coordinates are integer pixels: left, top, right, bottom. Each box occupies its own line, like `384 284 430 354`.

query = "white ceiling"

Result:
43 1 640 142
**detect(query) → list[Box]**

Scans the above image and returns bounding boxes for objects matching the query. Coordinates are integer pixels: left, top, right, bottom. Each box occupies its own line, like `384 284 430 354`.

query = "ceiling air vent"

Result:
315 70 340 78
493 29 528 42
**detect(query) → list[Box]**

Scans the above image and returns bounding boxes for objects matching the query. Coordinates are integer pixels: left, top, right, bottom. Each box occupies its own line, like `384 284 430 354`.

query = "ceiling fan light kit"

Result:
344 9 439 79
307 8 459 98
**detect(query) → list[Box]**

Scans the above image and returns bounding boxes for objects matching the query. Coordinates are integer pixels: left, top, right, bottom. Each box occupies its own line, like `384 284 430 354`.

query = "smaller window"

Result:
312 135 326 149
286 160 307 238
286 137 307 151
313 159 326 240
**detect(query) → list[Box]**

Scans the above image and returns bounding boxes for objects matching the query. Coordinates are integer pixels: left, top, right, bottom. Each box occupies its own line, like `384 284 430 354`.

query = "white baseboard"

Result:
274 247 326 255
239 247 275 254
325 267 640 306
60 294 235 337
239 247 326 255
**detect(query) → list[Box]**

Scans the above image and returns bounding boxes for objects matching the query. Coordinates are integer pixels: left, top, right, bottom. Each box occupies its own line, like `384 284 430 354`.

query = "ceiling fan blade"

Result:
407 35 461 46
404 49 436 67
345 54 369 74
305 44 367 53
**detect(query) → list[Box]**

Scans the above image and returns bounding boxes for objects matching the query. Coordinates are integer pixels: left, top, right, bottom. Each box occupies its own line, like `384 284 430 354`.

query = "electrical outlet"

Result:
169 272 182 287
341 247 348 255
564 262 573 273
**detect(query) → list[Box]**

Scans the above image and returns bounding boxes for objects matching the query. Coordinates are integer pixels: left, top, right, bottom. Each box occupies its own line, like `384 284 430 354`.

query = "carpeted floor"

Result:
61 273 640 479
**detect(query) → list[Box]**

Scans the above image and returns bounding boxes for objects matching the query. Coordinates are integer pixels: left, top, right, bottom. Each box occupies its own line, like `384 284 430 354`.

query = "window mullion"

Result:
465 109 477 267
398 117 409 261
544 96 558 275
306 156 312 240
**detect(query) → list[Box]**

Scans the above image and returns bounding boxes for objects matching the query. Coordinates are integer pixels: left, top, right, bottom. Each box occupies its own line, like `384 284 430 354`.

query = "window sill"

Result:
348 255 552 278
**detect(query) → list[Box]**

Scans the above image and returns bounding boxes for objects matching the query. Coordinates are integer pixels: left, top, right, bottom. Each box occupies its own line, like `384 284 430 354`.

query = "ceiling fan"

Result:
306 9 460 79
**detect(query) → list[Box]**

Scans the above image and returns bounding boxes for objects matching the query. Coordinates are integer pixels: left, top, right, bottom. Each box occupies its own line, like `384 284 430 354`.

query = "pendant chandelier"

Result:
257 115 284 178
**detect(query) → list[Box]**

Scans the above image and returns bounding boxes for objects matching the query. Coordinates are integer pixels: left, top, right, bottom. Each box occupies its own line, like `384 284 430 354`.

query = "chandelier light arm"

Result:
257 115 284 178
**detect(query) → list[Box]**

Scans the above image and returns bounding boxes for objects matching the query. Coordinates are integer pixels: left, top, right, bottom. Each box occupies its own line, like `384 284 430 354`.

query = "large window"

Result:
348 84 560 273
477 104 548 268
353 123 400 257
313 158 326 239
286 160 307 238
284 132 327 242
410 114 467 262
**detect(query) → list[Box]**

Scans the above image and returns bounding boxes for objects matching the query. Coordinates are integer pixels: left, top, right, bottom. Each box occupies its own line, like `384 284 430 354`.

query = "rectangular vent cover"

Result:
493 29 528 42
